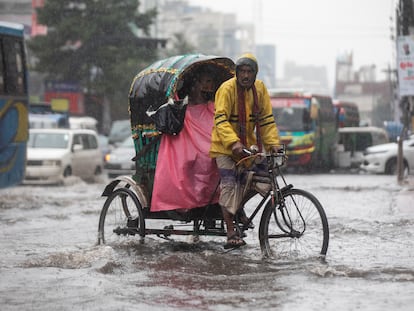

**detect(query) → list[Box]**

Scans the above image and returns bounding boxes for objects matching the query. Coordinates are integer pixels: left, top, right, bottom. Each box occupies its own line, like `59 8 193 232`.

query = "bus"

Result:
29 102 69 129
270 90 337 171
333 100 360 127
0 21 29 188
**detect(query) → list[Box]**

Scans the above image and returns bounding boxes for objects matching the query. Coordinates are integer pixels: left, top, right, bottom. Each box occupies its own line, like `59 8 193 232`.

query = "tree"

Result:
371 97 392 127
28 0 162 121
162 33 196 57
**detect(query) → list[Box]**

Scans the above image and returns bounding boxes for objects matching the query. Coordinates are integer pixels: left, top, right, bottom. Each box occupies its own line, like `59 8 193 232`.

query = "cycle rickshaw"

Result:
97 54 329 259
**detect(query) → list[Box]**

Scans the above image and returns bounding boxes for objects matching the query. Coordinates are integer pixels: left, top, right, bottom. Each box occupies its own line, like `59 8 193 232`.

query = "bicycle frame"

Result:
236 147 307 239
98 145 329 257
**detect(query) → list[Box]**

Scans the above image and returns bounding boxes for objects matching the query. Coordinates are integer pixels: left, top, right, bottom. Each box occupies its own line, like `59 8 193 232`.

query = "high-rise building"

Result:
334 52 393 126
144 0 256 61
256 44 276 88
276 61 330 95
0 0 31 31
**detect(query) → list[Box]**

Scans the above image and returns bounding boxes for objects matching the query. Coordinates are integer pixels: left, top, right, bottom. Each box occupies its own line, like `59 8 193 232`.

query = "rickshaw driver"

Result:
210 53 280 249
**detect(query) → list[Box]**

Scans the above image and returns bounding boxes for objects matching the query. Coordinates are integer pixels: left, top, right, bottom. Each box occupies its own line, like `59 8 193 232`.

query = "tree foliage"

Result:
162 33 196 57
28 0 160 119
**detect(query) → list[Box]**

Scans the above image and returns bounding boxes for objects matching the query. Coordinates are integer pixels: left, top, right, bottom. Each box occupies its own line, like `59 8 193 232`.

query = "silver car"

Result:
104 137 136 178
25 128 104 184
108 119 130 146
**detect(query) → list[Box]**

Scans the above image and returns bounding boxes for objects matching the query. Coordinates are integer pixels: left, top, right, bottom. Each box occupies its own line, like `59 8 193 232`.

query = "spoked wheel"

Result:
98 187 145 245
259 188 329 259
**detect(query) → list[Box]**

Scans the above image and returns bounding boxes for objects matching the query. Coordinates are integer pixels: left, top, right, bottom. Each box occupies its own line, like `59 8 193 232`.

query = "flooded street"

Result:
1 174 413 311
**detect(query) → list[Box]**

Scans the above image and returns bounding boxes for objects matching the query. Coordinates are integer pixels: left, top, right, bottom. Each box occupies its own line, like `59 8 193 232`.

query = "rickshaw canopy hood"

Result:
128 54 235 130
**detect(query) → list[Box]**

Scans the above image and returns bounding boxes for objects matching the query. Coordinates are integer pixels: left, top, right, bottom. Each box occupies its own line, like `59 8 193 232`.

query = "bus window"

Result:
303 109 312 131
334 100 360 127
3 37 26 95
0 46 4 94
271 97 312 132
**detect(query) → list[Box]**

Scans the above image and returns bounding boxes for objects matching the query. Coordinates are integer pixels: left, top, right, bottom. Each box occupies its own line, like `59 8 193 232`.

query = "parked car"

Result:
97 134 112 161
108 119 130 147
335 126 389 168
24 128 104 184
104 137 136 178
360 135 414 175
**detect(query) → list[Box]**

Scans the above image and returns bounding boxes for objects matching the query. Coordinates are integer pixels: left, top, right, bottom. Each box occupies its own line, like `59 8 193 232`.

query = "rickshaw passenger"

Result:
210 53 280 249
150 66 220 211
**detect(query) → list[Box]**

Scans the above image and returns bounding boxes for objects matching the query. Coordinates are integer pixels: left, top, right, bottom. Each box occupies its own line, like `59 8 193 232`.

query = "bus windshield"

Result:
273 106 311 132
270 97 312 132
269 92 337 170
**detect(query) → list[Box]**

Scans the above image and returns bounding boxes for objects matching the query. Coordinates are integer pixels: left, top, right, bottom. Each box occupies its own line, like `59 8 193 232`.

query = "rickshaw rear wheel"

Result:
98 187 145 245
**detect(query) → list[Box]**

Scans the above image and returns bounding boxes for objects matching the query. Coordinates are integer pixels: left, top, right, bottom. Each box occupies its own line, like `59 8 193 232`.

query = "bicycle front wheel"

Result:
259 188 329 259
98 187 145 245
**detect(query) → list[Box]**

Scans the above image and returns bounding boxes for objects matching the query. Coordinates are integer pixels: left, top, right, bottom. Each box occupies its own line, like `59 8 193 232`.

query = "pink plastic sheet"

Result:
151 102 220 211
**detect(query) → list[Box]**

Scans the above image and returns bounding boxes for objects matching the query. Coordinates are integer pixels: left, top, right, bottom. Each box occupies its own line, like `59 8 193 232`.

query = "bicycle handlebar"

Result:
242 145 286 157
237 145 287 167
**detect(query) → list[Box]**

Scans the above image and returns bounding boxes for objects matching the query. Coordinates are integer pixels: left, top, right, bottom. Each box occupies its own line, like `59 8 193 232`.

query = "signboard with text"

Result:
44 80 84 115
397 35 414 96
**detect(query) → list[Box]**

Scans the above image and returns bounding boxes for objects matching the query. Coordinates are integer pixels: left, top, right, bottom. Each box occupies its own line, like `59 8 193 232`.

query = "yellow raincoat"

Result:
210 77 280 158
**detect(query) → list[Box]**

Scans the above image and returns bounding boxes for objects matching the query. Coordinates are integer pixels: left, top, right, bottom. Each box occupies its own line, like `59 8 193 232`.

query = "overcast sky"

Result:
188 0 396 86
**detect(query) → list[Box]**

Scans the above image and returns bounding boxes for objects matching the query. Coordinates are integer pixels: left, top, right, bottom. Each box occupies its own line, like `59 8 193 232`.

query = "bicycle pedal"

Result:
203 219 216 229
127 218 139 228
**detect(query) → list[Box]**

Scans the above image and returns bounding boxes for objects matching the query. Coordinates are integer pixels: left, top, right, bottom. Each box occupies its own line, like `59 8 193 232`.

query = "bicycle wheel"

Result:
98 187 145 245
259 188 329 259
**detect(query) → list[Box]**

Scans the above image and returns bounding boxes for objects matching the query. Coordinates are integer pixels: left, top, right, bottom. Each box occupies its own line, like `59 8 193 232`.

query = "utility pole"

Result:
396 0 414 184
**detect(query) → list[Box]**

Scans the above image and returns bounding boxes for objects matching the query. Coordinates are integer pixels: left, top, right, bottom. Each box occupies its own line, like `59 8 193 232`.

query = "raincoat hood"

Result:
235 53 258 73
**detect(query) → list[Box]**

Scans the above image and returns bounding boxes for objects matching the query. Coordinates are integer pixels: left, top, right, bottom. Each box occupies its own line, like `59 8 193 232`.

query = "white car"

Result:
360 136 414 175
24 128 104 184
104 136 135 179
335 126 389 168
108 119 130 146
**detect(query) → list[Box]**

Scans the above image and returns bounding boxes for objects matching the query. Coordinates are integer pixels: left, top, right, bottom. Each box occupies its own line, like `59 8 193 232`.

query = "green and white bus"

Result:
270 90 337 171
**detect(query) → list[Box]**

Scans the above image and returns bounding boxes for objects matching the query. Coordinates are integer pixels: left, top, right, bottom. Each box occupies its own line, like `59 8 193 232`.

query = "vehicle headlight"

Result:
43 160 61 166
104 154 113 162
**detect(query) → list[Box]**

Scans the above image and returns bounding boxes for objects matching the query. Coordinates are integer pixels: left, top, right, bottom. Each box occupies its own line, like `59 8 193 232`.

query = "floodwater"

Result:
1 173 413 311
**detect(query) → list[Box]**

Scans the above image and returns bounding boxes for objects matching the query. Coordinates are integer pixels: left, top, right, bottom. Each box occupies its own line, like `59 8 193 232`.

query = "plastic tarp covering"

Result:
150 102 220 211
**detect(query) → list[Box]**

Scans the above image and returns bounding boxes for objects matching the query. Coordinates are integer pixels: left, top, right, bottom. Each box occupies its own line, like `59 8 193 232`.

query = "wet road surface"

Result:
1 174 413 310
